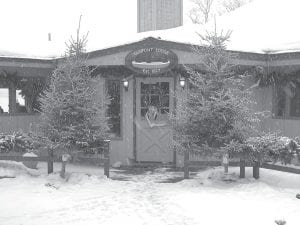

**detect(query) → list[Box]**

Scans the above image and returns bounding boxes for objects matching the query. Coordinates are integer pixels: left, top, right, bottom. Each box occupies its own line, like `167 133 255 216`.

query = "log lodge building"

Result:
0 0 300 165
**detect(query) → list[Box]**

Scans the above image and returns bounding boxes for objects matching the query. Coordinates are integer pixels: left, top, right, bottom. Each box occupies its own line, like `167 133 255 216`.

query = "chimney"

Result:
137 0 183 33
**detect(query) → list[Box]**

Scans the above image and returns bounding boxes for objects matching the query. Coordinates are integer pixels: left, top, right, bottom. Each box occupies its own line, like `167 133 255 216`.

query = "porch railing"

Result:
0 140 111 178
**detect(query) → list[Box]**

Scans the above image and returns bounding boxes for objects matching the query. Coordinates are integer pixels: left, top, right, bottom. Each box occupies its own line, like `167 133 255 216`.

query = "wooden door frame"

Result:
133 74 176 163
133 77 137 161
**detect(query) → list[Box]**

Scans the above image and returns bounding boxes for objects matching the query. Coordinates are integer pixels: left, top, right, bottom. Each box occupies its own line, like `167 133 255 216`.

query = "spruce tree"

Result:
172 28 260 163
38 18 108 156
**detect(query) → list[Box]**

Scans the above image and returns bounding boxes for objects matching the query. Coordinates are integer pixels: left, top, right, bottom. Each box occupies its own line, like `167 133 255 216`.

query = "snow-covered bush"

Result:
224 133 300 164
0 131 36 153
275 219 286 225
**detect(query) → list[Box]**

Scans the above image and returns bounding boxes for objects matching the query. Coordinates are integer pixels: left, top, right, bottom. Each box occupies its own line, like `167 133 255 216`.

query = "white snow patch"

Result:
23 152 38 157
0 164 299 225
112 161 122 168
0 160 40 177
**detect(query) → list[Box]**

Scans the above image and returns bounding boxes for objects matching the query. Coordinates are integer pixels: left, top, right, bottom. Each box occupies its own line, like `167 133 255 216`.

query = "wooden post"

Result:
8 83 16 114
60 161 67 178
47 148 54 174
223 153 229 174
104 140 110 178
184 150 189 179
253 161 260 179
173 146 177 168
240 159 245 178
60 154 70 178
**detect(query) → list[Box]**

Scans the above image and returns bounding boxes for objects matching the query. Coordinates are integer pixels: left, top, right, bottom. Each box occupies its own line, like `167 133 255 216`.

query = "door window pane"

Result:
150 95 159 106
141 95 149 107
161 108 169 114
161 95 169 107
140 81 170 117
160 82 170 95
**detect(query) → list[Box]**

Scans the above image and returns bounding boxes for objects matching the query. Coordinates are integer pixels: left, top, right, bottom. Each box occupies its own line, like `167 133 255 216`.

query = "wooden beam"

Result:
253 161 260 179
104 140 110 178
240 160 246 178
8 83 16 114
262 163 300 174
184 150 190 179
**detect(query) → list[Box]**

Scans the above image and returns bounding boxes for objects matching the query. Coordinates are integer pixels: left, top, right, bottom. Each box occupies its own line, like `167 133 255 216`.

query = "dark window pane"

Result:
150 95 160 107
276 82 300 117
294 83 300 97
161 95 169 107
160 82 169 95
141 95 149 107
290 98 300 117
161 108 169 114
107 80 121 137
276 85 286 117
141 108 148 117
151 83 160 94
141 83 150 94
291 83 300 117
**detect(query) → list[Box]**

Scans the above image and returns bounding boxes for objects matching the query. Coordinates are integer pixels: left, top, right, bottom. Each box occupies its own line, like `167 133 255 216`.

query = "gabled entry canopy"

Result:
85 37 268 68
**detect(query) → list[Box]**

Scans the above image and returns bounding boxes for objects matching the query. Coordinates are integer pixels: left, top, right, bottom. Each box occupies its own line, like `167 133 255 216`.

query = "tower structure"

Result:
137 0 183 33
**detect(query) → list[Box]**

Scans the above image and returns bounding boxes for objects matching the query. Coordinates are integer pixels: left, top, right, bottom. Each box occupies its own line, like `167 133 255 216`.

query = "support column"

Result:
184 150 190 179
240 159 246 178
8 83 16 114
253 161 260 179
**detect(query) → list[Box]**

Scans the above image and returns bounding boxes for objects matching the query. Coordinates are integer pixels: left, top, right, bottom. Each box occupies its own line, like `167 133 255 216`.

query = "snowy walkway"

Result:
0 163 300 225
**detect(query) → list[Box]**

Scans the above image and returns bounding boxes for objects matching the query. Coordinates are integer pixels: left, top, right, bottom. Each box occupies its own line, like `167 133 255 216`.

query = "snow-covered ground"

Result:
0 162 300 225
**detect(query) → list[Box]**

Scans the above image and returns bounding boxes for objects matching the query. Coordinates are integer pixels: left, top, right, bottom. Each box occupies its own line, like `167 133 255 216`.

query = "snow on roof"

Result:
203 0 300 53
142 0 300 54
0 0 197 59
1 0 300 59
0 0 138 59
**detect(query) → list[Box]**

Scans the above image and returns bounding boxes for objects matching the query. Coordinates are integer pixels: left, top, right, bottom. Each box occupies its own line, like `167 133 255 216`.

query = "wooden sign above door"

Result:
125 47 178 75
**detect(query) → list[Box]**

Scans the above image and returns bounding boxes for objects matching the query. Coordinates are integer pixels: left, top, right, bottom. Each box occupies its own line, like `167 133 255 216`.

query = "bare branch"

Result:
189 0 215 24
222 0 252 13
188 0 253 24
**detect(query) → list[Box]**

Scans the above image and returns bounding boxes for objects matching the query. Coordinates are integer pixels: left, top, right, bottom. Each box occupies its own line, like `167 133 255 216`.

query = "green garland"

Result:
253 67 300 87
0 70 46 111
0 71 18 86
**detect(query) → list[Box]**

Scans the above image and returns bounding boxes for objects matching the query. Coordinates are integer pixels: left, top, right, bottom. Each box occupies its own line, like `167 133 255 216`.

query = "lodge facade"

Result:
1 37 300 165
1 0 300 165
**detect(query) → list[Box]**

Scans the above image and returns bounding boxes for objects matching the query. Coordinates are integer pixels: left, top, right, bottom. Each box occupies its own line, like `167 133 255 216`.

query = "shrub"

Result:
0 131 35 153
224 133 299 165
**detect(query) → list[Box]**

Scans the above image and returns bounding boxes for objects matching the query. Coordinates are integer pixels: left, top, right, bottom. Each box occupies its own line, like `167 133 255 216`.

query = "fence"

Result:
183 150 300 179
0 140 110 178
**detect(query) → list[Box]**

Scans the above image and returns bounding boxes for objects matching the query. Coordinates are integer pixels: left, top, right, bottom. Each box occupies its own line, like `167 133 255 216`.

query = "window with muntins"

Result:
140 82 170 117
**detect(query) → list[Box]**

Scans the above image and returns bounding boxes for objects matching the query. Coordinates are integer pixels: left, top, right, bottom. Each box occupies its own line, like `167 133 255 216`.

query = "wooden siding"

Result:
138 0 182 32
0 114 40 134
254 85 300 138
261 118 300 138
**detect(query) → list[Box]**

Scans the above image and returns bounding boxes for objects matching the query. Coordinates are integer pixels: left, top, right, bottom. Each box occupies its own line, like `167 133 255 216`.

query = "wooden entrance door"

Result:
135 77 174 162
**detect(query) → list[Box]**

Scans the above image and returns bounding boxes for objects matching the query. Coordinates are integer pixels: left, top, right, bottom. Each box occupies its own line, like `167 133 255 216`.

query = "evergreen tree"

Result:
171 28 260 161
38 18 109 155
